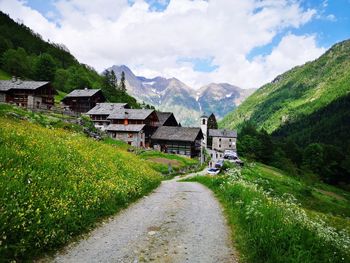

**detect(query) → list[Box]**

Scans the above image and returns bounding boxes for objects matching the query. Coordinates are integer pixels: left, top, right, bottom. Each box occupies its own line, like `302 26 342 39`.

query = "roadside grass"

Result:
138 150 199 175
0 69 11 80
186 162 350 263
0 117 161 261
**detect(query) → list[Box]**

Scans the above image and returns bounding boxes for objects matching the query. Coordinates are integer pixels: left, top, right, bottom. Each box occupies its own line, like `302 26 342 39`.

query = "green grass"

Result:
54 90 67 105
186 162 350 263
103 139 200 175
138 150 199 175
0 116 161 261
0 103 88 133
103 137 132 151
0 69 11 80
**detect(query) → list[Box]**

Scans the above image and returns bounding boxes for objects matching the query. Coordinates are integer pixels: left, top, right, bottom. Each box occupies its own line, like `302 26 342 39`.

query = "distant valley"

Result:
109 65 254 126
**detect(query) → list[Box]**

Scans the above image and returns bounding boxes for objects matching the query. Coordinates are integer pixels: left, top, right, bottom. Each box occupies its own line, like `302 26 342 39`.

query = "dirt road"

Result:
53 174 237 263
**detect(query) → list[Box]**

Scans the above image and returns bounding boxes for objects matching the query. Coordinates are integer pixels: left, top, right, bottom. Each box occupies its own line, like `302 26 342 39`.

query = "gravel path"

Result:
53 173 237 263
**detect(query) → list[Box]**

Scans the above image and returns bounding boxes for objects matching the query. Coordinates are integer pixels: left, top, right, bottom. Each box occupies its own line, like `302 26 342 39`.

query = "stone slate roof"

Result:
151 126 203 142
64 89 101 98
87 103 129 115
108 109 155 120
209 129 237 138
106 124 145 132
0 80 49 91
156 112 177 126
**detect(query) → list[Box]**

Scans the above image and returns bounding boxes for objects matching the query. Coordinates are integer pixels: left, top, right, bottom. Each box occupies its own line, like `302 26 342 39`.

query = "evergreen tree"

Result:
303 143 324 174
120 71 126 92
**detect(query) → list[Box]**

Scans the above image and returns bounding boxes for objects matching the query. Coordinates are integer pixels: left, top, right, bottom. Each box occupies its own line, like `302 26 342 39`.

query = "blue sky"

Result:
247 0 350 60
1 0 349 88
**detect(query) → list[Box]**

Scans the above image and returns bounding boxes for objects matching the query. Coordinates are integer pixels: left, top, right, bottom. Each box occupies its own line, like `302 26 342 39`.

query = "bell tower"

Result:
200 114 208 148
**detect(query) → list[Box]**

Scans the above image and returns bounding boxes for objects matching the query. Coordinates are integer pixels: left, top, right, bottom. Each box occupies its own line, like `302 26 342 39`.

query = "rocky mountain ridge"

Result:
109 65 254 126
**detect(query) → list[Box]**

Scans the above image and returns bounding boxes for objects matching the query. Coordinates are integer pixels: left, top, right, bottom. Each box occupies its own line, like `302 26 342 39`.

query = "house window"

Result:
229 145 231 147
202 119 206 125
229 139 231 142
128 133 133 138
219 144 221 148
219 138 221 142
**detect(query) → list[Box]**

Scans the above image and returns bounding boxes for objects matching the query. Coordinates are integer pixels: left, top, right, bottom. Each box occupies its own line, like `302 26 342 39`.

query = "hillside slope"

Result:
220 39 350 133
273 92 350 149
0 112 161 260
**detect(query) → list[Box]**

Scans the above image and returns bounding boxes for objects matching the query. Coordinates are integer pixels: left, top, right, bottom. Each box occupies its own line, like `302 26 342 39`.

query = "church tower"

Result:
200 114 208 148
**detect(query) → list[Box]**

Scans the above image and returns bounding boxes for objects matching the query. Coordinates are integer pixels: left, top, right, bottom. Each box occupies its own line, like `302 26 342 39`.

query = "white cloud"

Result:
0 0 325 89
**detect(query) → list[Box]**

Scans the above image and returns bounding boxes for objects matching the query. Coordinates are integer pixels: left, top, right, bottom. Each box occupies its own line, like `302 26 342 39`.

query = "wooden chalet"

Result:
0 79 56 109
87 103 130 131
155 112 179 127
62 89 106 113
151 126 203 158
106 109 159 147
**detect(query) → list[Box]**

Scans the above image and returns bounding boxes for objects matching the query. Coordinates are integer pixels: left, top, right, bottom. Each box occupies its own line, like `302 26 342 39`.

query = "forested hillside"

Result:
220 39 350 187
220 39 350 132
0 11 140 108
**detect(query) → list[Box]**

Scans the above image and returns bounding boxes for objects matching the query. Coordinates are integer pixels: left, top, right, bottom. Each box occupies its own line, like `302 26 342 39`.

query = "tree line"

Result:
237 121 350 188
0 11 151 109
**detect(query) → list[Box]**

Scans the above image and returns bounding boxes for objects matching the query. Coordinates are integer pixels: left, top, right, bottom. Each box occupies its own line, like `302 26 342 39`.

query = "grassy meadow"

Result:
0 103 84 131
187 162 350 263
103 138 200 175
138 151 199 175
0 116 161 260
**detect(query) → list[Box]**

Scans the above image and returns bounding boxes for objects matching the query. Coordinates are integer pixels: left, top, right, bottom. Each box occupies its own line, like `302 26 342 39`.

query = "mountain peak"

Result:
105 64 251 126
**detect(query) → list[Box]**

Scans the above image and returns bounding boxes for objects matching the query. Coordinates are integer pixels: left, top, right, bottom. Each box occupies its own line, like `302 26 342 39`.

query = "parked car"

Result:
224 155 238 161
224 150 237 157
207 167 220 175
234 158 244 166
215 159 224 168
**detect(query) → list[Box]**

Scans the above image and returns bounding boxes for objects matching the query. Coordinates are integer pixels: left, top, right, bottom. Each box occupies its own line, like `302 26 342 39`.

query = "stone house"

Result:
107 124 146 147
0 79 56 108
209 129 237 152
200 113 237 160
87 103 130 131
106 109 159 147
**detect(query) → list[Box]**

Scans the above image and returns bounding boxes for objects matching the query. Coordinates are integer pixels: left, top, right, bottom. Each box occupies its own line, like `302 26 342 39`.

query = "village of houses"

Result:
0 78 241 169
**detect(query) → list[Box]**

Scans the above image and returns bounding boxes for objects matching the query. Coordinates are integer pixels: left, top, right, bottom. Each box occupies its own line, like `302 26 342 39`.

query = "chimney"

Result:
12 76 17 83
124 111 129 125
